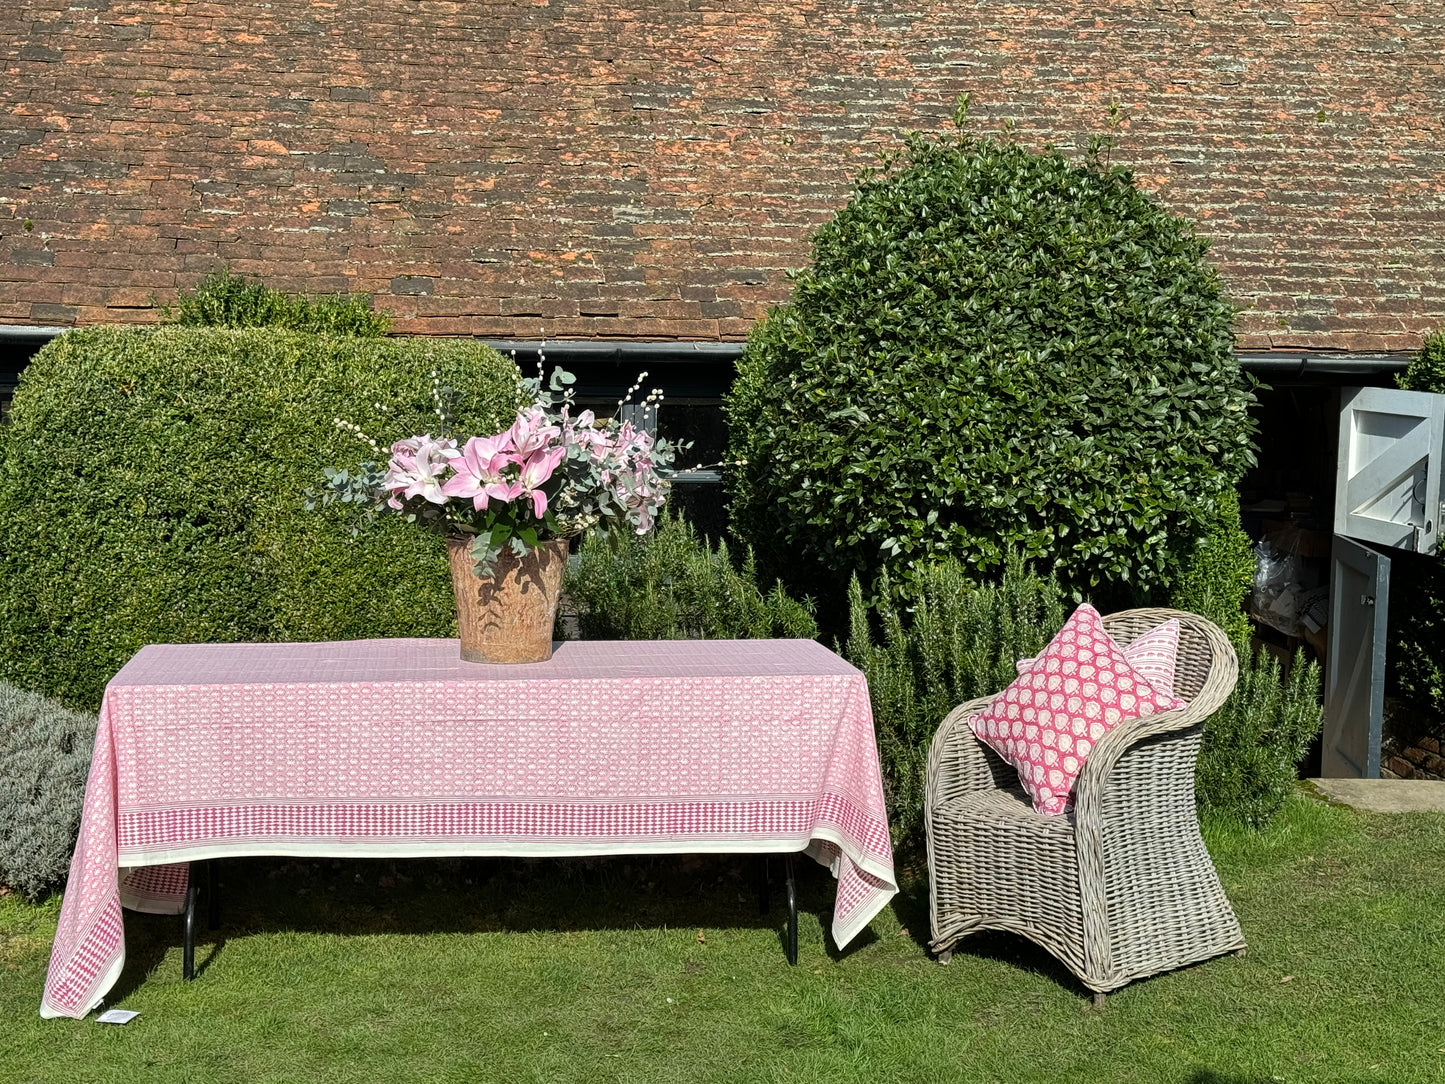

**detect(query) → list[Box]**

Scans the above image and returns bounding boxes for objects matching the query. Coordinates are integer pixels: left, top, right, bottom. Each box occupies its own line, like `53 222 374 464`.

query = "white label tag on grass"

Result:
96 1009 139 1025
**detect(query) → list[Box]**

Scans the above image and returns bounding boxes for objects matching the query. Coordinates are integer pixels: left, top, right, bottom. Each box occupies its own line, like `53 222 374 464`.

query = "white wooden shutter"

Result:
1334 387 1445 554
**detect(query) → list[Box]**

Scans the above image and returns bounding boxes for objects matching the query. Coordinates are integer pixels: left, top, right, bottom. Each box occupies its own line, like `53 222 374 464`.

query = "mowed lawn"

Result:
2 792 1443 1084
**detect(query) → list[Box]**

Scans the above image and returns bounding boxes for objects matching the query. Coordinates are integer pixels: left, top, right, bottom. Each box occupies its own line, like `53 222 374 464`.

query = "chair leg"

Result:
1092 991 1107 1008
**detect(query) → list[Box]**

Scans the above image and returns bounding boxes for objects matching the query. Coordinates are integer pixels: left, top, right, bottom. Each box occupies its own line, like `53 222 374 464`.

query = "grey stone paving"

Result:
1308 778 1445 813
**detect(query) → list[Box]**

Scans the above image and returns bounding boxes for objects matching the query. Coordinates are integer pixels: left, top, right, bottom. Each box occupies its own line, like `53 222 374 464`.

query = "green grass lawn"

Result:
2 791 1443 1083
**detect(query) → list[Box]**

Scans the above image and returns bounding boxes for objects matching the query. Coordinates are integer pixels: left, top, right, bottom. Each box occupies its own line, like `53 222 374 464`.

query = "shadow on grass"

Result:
1185 1073 1276 1084
111 853 849 990
883 857 1088 998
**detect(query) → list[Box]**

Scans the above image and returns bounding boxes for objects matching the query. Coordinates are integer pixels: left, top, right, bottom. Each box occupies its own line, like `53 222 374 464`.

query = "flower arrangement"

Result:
313 363 684 577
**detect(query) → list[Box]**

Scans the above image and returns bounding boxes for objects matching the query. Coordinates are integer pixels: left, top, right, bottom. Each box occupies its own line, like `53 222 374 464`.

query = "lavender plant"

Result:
0 682 97 899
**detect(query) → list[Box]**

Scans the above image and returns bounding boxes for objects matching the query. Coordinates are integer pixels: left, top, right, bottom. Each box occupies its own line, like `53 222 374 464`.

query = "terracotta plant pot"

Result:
447 536 569 663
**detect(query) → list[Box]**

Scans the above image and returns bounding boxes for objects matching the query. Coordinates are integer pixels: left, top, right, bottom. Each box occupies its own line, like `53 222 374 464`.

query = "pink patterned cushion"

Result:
975 605 1185 816
1017 617 1181 700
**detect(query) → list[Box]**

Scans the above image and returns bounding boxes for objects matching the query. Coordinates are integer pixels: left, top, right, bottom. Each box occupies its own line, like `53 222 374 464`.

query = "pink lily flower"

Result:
443 433 518 511
384 434 456 507
516 445 566 518
508 407 561 458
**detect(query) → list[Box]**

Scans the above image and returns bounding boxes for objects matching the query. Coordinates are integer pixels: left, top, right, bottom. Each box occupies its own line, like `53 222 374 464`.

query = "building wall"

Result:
2 0 1443 349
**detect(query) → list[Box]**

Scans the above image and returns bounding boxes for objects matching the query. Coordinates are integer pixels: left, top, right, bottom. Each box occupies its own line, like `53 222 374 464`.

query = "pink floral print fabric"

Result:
975 605 1185 815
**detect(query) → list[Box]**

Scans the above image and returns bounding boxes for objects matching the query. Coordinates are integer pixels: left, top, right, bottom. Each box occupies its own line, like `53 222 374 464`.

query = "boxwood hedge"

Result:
726 121 1257 605
0 326 523 709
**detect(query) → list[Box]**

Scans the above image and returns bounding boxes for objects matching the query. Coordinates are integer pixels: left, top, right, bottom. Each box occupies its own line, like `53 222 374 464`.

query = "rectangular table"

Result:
42 637 897 1019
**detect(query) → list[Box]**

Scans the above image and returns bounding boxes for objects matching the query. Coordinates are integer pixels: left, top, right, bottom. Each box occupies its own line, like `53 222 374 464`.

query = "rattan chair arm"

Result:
1075 610 1239 810
925 695 1010 810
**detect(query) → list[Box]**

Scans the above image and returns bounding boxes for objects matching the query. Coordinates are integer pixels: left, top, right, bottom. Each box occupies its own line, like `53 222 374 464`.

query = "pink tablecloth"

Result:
42 638 896 1018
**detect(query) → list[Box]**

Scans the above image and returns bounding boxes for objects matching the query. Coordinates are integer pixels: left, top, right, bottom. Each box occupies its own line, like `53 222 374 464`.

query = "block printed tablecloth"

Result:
42 638 897 1018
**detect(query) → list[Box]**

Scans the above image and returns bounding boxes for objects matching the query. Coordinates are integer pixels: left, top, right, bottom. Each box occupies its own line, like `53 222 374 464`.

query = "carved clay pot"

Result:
447 536 569 663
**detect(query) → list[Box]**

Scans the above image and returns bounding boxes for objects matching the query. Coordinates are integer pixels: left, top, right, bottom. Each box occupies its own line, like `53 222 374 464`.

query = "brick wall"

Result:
2 1 1442 348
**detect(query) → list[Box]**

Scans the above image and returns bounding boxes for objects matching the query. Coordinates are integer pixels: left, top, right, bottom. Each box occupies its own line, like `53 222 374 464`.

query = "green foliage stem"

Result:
1195 648 1323 827
844 556 1066 842
1169 490 1323 825
562 513 818 641
1168 488 1254 650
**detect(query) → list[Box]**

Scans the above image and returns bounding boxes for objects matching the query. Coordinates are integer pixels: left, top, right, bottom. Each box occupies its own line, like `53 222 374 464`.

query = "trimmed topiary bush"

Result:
168 267 393 337
0 682 97 899
563 512 818 641
0 326 523 710
726 117 1256 607
844 556 1066 842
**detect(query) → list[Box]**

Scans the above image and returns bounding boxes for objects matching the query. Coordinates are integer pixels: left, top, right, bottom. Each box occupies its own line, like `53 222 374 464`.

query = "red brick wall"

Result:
2 1 1442 349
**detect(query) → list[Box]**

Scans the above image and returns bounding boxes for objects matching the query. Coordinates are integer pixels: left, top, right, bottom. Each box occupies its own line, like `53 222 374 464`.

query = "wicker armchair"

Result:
926 608 1245 1002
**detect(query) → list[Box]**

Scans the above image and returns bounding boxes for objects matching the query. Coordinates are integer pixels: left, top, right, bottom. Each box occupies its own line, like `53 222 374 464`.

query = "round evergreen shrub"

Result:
0 326 523 710
0 681 97 899
726 123 1257 604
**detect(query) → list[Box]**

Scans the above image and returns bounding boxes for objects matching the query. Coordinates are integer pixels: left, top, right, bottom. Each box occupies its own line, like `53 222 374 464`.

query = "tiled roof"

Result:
1 1 1442 350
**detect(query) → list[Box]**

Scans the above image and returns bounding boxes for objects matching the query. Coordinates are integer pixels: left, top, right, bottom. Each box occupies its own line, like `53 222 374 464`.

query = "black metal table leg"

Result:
206 859 220 930
784 854 798 966
183 865 198 981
